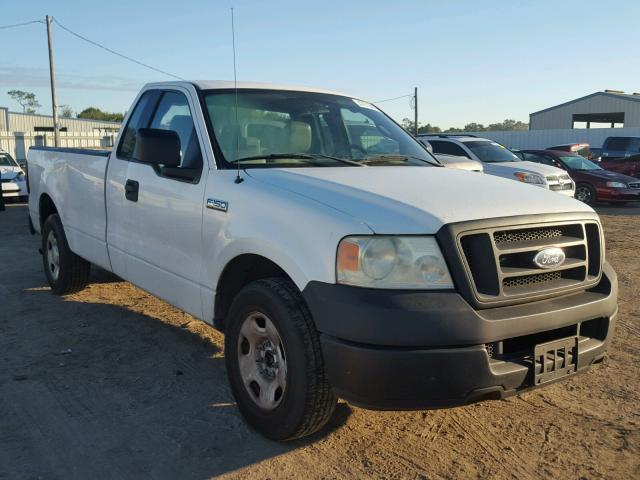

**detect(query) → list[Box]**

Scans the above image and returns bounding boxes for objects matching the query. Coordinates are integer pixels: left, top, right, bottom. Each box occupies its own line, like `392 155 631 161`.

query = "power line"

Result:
51 17 185 81
372 94 413 104
0 20 44 30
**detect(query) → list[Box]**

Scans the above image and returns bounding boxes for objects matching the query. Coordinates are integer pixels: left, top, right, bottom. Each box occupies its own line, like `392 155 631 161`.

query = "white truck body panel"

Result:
28 149 111 270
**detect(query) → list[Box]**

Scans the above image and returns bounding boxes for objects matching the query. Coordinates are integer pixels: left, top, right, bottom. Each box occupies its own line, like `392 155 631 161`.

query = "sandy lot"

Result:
1 203 638 479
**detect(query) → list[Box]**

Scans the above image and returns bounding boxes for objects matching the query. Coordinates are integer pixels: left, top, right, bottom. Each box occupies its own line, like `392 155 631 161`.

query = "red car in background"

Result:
520 150 640 205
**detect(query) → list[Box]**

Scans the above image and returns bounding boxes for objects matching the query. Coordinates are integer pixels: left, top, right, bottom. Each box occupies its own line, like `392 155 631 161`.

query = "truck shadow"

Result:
4 282 351 479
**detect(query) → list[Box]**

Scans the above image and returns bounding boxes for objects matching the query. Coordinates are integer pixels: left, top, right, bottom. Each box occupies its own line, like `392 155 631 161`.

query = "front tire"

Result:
575 183 596 205
42 214 90 295
224 278 337 441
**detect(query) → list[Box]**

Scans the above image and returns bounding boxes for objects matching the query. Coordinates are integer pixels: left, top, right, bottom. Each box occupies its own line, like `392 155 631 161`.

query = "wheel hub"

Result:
237 312 287 410
46 231 60 282
256 339 279 379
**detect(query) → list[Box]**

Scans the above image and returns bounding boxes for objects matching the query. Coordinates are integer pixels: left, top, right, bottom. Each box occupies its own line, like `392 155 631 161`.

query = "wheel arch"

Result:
38 193 59 229
213 254 296 332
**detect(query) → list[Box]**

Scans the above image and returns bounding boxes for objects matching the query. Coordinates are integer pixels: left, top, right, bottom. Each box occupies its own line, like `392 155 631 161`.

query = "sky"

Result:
1 0 639 128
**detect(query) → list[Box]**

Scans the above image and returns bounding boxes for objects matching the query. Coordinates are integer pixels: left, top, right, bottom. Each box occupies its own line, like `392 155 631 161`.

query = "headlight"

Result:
606 181 626 188
514 172 545 185
14 172 25 182
336 236 453 289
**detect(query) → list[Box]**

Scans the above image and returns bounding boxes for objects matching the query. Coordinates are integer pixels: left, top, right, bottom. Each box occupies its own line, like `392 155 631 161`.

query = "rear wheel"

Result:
224 277 336 440
42 214 90 294
575 183 596 205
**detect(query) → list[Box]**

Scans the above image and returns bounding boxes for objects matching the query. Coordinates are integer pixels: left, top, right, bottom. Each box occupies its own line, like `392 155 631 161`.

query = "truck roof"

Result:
145 80 350 98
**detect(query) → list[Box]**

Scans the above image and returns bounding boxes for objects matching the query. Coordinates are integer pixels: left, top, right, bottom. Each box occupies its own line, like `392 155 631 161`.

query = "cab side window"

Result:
117 90 158 159
149 91 203 171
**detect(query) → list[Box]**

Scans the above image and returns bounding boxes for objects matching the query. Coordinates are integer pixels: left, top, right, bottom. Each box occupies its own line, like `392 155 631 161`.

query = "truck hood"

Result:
247 166 593 233
486 161 567 178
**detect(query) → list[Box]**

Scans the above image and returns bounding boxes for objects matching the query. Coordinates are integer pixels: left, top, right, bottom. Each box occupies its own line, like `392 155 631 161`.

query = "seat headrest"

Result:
289 121 312 153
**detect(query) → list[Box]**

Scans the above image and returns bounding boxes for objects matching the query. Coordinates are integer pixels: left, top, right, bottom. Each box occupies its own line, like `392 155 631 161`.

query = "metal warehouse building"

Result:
0 107 120 134
530 90 640 130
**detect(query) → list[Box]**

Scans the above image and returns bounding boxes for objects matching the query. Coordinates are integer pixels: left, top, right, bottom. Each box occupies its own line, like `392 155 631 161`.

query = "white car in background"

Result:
419 135 575 196
0 150 27 202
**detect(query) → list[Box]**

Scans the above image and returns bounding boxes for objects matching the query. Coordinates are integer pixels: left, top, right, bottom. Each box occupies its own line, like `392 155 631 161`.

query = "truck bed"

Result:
28 146 112 271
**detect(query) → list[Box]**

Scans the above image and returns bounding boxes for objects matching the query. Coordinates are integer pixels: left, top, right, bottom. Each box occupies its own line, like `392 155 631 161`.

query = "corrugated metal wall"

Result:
0 131 117 160
6 111 120 133
461 127 640 150
530 94 640 130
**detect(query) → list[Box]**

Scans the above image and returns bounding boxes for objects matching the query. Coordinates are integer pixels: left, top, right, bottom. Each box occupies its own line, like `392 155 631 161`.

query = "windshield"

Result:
0 154 18 167
558 155 602 171
464 140 521 163
202 90 437 168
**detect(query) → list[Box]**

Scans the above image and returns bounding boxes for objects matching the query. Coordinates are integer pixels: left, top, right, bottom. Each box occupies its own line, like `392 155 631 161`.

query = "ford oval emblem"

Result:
533 247 565 269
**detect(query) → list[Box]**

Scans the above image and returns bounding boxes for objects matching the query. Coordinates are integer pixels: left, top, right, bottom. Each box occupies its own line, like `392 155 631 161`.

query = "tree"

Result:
463 122 485 132
486 119 528 131
8 90 41 114
77 107 124 122
401 117 416 133
401 119 442 134
59 105 73 118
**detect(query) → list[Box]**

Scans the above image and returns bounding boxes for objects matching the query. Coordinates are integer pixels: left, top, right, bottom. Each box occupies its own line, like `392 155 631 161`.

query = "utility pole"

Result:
46 15 60 147
414 87 418 136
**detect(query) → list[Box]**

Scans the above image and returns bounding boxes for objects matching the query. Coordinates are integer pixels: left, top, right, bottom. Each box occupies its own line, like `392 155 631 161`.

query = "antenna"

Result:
231 7 243 184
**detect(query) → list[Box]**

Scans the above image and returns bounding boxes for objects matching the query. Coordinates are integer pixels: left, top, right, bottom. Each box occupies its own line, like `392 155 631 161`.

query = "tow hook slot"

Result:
533 336 578 385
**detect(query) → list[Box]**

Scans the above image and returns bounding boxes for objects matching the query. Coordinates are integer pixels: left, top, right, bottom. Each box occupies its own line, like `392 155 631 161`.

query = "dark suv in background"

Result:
599 136 640 178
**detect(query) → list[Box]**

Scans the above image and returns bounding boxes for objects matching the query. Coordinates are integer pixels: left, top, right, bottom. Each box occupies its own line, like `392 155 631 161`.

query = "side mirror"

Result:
134 128 181 167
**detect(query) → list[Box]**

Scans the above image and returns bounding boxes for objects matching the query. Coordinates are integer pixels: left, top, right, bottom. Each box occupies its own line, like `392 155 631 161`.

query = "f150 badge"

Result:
206 198 228 212
533 247 565 269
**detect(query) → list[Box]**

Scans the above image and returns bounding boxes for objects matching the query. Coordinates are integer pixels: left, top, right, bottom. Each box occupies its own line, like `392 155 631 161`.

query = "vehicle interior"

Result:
203 90 433 168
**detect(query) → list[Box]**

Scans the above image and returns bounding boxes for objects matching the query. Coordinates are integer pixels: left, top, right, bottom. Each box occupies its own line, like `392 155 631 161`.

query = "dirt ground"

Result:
1 202 638 479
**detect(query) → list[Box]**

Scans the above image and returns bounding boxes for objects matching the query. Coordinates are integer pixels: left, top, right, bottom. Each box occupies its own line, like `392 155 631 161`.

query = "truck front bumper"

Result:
303 263 618 410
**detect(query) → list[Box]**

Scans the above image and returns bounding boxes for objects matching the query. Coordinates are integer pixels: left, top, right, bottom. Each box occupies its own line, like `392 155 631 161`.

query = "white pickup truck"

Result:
27 81 618 440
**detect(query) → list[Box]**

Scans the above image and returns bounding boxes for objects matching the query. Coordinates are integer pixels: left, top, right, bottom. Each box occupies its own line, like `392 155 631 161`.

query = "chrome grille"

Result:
503 271 562 289
546 174 573 191
494 227 562 245
549 183 574 191
458 221 602 304
629 182 640 189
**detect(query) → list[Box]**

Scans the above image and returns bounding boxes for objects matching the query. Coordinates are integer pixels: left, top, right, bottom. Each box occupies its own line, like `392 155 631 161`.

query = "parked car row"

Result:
418 134 575 197
418 133 640 206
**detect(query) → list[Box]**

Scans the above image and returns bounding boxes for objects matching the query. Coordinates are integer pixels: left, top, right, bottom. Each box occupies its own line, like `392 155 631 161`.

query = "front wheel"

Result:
575 183 596 205
224 278 337 440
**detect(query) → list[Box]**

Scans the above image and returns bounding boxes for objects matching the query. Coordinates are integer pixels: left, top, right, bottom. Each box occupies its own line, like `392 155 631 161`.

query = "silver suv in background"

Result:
418 139 483 172
419 134 575 196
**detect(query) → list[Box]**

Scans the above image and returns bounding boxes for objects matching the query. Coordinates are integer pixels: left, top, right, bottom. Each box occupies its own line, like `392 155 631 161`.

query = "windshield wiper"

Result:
231 153 363 167
360 154 443 167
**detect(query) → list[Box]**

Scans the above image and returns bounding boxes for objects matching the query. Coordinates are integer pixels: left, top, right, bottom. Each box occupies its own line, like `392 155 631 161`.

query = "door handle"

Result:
125 179 139 202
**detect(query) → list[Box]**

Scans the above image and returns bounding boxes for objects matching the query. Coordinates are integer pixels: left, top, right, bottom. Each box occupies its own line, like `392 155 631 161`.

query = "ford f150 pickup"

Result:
27 81 618 441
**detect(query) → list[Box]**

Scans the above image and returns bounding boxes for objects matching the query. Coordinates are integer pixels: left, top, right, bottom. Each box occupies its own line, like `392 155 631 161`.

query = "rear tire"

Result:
42 214 90 295
575 183 596 205
224 277 337 441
